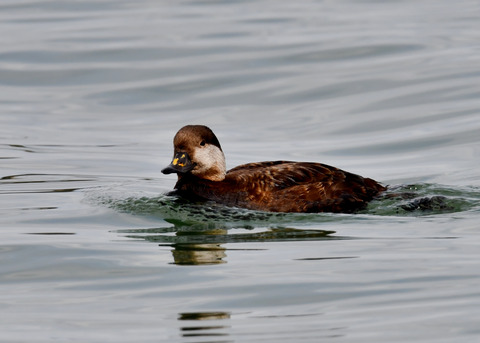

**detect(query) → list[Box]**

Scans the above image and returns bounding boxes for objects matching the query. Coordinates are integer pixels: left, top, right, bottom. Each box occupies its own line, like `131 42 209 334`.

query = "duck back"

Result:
173 161 386 213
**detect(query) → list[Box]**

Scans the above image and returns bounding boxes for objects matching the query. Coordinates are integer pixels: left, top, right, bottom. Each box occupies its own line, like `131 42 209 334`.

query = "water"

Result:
1 0 480 342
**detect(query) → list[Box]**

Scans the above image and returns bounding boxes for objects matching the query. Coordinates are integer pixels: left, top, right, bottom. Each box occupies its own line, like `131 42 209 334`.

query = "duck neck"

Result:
203 157 226 181
196 148 227 182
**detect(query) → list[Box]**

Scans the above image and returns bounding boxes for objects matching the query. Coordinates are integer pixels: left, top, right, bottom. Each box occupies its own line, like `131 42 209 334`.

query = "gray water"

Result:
1 0 480 342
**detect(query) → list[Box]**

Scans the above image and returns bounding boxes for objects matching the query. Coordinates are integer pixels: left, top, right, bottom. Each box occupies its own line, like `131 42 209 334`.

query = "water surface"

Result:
1 1 480 342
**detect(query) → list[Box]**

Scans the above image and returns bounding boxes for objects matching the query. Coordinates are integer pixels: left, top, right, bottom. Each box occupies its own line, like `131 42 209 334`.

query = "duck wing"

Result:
226 161 385 212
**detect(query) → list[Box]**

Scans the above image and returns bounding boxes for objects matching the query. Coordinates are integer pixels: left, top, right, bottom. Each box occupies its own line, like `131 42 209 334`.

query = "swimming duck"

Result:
162 125 386 213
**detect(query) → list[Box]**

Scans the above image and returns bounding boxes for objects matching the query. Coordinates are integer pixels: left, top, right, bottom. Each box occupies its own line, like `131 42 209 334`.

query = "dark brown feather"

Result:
173 161 386 213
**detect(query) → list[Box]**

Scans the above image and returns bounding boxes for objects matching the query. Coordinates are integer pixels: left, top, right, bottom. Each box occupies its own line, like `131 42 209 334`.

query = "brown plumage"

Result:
162 125 386 213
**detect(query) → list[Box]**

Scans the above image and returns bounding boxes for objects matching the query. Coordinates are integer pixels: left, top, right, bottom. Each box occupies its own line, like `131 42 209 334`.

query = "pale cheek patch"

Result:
192 145 226 179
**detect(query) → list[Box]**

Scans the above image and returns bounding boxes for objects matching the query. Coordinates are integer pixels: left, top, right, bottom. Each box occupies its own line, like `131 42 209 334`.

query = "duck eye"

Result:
200 140 206 146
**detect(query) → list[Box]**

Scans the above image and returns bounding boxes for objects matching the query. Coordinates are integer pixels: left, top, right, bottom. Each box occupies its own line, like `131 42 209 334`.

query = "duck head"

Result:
162 125 227 181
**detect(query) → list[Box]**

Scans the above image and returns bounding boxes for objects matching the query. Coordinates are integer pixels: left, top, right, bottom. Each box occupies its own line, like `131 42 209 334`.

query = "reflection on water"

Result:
120 225 336 265
179 311 231 321
109 182 480 265
172 244 226 265
179 312 231 343
171 230 227 265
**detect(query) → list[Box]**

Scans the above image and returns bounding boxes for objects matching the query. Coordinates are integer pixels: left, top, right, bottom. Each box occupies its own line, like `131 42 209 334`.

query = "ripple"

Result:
97 183 480 231
365 183 480 216
101 193 340 229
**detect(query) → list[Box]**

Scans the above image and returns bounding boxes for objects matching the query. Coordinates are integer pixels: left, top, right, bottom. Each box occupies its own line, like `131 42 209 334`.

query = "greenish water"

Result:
1 0 480 342
105 183 480 224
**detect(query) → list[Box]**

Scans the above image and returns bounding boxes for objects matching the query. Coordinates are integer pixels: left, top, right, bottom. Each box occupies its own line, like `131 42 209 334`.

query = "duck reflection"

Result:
172 229 227 265
178 311 231 321
178 311 231 342
120 220 336 265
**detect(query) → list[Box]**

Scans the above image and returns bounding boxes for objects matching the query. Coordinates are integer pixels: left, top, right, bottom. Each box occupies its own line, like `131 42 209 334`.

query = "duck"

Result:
161 125 386 213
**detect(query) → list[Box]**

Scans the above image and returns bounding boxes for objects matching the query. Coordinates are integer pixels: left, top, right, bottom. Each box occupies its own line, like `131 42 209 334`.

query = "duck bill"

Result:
161 152 195 174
